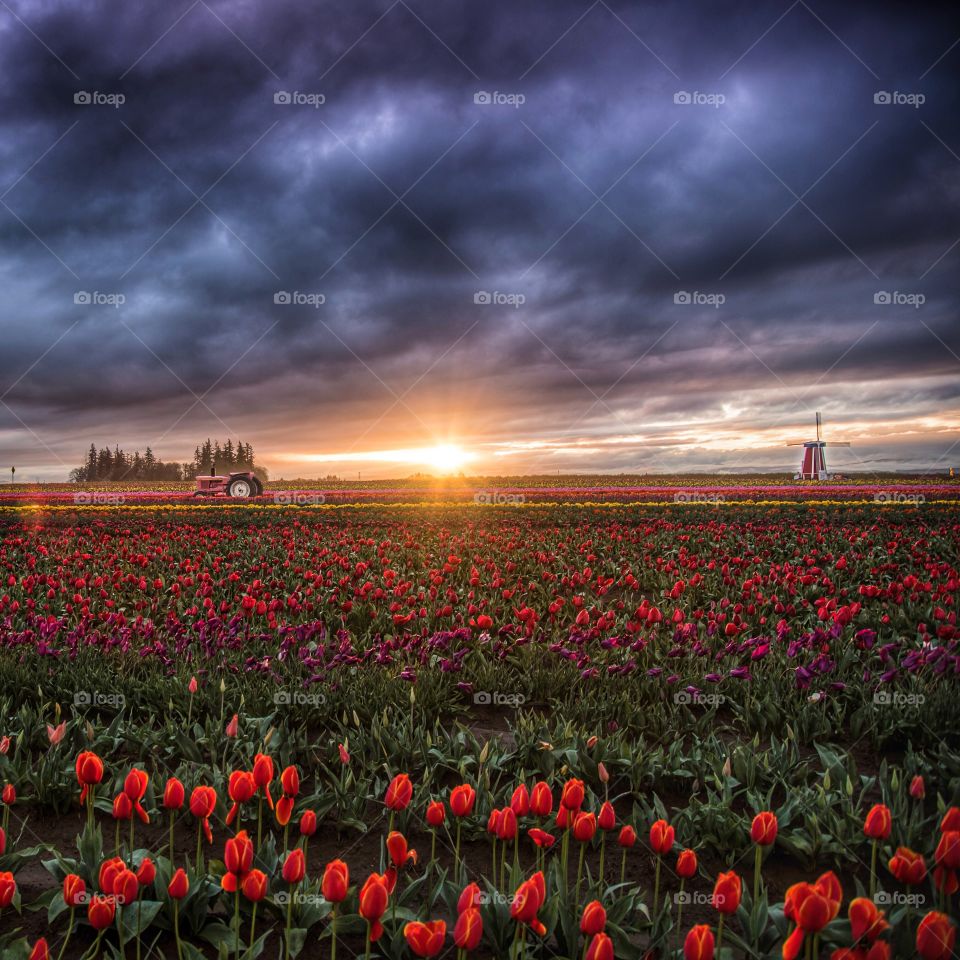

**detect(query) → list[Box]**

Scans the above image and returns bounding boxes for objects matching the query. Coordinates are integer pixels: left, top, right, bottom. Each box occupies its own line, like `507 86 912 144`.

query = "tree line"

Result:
70 439 264 482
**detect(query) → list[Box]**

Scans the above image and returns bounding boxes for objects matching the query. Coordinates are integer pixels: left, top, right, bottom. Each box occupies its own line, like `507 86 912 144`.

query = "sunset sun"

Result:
419 444 473 473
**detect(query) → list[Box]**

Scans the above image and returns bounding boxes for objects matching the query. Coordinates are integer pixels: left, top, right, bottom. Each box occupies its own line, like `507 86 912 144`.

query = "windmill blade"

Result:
825 442 851 447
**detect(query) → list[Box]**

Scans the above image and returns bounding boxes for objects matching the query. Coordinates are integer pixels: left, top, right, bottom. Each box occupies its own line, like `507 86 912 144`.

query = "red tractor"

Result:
193 471 263 498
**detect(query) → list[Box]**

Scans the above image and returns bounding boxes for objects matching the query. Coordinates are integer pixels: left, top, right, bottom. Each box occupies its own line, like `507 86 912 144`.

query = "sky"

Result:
0 0 958 480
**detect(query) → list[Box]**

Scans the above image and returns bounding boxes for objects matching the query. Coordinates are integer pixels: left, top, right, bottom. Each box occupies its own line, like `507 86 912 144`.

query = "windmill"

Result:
788 412 850 480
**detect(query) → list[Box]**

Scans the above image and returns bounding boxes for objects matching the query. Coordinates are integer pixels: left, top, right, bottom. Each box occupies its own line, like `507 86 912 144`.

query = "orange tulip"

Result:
403 919 446 957
322 859 349 902
386 831 418 868
275 795 294 827
241 868 268 901
683 924 715 960
385 773 413 811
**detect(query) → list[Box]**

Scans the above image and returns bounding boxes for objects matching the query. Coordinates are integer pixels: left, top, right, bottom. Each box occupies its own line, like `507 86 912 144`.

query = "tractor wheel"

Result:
252 478 263 497
226 477 253 498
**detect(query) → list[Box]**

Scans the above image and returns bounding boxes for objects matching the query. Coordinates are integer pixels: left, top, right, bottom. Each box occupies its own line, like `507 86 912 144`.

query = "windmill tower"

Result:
788 412 850 480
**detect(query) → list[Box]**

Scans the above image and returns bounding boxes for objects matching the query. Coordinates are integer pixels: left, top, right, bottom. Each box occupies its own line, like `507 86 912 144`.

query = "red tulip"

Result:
47 722 66 746
2 783 16 806
282 849 306 884
940 808 960 833
598 801 616 832
385 773 413 811
916 911 956 960
529 827 555 848
222 830 254 887
909 775 925 799
299 810 317 836
457 882 482 913
241 869 268 902
63 874 86 908
136 857 156 886
225 771 256 825
863 804 891 840
0 871 15 907
168 868 189 900
252 753 275 809
280 765 299 797
403 919 446 957
935 831 960 869
684 924 715 960
677 848 698 878
530 781 553 816
321 859 349 903
359 873 390 942
618 825 636 847
386 831 417 868
275 795 294 827
113 793 133 821
573 811 597 842
561 778 585 811
99 857 124 895
751 811 777 846
511 784 530 816
112 869 138 907
87 894 116 930
338 743 350 764
889 847 927 885
225 713 239 738
75 751 104 803
450 784 476 817
849 897 889 943
585 933 613 960
453 907 483 950
580 900 606 935
649 818 675 855
426 800 445 827
162 777 185 810
497 807 518 842
28 939 49 960
189 785 217 844
712 870 741 914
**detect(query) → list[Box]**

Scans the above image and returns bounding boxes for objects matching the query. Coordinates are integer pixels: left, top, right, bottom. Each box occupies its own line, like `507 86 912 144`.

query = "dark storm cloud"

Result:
0 0 958 476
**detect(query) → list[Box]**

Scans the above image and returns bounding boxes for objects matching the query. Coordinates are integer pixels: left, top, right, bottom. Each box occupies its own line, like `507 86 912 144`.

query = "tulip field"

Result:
0 480 957 958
